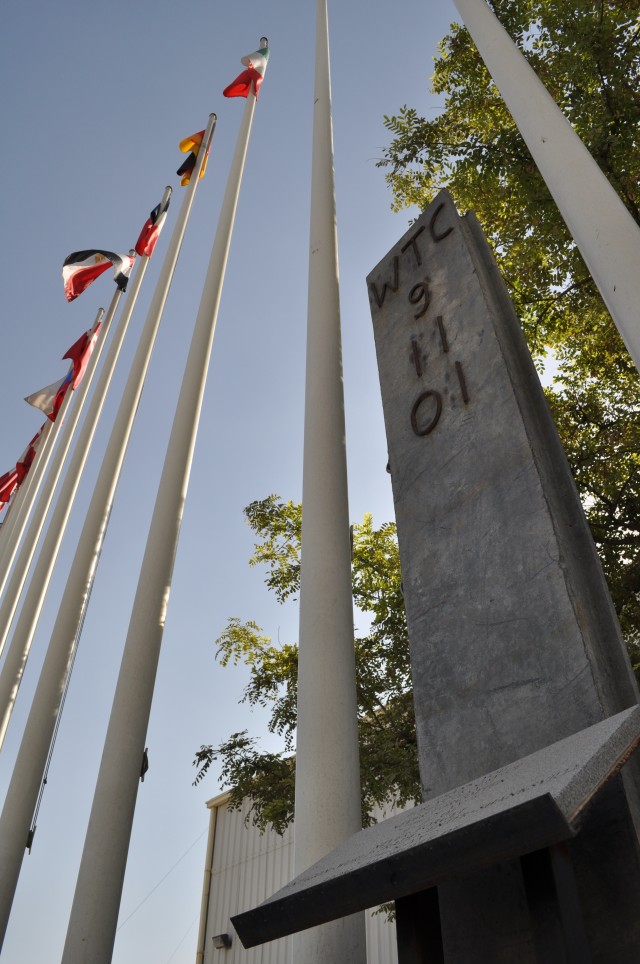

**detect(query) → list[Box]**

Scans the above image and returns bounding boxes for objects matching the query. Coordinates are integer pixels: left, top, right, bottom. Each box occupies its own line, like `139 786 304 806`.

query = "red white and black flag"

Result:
135 189 172 257
62 249 134 302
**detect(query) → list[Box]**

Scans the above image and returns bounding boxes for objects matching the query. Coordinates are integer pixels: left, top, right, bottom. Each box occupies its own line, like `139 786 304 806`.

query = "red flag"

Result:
0 467 18 508
135 191 172 257
63 320 102 389
15 428 44 484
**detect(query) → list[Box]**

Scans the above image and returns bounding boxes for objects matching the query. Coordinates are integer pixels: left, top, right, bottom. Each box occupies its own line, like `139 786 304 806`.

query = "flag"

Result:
223 41 270 99
176 130 209 187
63 320 102 389
24 318 100 420
15 427 44 484
0 467 18 508
25 371 72 422
62 250 135 302
135 193 171 257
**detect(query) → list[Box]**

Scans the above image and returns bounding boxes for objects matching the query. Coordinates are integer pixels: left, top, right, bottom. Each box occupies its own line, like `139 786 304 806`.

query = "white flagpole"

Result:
61 67 261 964
0 390 64 565
0 422 53 556
291 3 365 962
0 309 103 589
0 295 121 666
0 121 213 948
0 263 144 745
0 275 143 948
452 0 640 373
0 122 212 752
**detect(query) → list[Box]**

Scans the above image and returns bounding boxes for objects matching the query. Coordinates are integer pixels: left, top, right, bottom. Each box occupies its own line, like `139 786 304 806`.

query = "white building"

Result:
195 792 400 963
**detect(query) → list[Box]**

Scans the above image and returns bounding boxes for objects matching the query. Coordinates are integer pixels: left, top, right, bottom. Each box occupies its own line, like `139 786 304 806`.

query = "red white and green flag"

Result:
62 249 134 302
135 193 172 257
223 40 270 99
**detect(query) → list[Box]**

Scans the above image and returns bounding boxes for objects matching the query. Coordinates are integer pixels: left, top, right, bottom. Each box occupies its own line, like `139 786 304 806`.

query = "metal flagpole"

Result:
291 2 365 962
0 121 213 949
0 275 143 946
0 271 138 742
0 422 54 559
0 168 186 747
61 59 262 963
0 309 103 591
0 271 140 745
452 0 640 373
0 120 212 752
0 316 100 570
0 296 119 664
0 421 53 565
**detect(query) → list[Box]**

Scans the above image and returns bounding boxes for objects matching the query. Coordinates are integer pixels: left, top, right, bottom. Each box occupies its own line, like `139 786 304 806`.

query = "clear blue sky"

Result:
0 2 459 960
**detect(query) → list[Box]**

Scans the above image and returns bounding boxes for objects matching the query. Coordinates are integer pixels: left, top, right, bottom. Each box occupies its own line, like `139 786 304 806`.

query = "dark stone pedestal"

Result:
231 709 640 963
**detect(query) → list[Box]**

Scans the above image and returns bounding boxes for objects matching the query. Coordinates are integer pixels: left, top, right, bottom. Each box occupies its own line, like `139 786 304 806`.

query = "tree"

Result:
193 496 420 833
378 0 640 660
194 3 640 829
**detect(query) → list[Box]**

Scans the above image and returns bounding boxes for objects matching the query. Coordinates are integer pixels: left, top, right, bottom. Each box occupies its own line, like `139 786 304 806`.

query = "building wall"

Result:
198 793 399 963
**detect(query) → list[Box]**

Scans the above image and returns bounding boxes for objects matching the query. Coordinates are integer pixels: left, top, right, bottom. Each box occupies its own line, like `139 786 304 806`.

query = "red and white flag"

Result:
62 249 135 302
25 372 72 422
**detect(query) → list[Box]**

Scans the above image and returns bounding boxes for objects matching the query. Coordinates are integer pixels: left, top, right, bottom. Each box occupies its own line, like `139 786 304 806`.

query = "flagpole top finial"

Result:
260 36 268 48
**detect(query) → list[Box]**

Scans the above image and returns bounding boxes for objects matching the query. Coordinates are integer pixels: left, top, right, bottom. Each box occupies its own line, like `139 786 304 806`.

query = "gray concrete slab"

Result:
232 707 640 948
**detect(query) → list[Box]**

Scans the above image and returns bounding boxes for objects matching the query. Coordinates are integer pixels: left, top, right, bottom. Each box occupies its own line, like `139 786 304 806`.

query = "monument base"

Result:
401 777 640 963
231 708 640 964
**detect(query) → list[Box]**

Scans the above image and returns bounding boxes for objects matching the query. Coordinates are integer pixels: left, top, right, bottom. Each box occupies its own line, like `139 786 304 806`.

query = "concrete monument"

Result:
232 192 640 962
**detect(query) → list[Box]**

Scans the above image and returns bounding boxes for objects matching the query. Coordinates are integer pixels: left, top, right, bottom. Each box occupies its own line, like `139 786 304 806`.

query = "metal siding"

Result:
202 799 401 963
204 798 294 963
